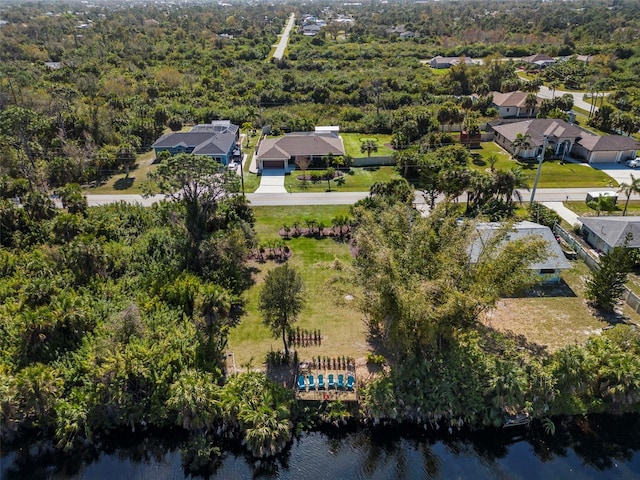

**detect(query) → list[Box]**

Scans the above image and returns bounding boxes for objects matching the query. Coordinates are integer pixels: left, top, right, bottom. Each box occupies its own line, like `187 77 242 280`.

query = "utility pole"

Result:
530 135 549 205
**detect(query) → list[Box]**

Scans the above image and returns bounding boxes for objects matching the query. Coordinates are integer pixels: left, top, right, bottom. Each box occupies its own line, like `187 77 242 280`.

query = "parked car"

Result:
626 158 640 168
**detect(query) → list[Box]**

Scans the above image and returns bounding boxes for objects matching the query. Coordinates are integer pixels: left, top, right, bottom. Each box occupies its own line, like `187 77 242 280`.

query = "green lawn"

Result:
565 200 640 217
90 151 157 194
228 205 368 367
469 142 617 188
284 166 400 193
340 133 395 158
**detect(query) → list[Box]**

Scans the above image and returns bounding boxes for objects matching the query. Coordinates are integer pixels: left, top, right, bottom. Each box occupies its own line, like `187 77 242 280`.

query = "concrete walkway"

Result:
255 169 287 194
542 201 581 227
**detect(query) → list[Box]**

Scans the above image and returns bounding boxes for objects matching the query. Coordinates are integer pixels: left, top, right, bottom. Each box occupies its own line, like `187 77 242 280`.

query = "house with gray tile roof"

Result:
256 131 345 170
578 216 640 254
491 119 584 159
470 221 571 282
491 118 638 163
151 121 239 165
572 135 639 164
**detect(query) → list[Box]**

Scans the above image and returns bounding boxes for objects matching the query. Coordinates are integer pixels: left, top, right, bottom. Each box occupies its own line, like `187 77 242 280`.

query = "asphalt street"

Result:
85 187 639 208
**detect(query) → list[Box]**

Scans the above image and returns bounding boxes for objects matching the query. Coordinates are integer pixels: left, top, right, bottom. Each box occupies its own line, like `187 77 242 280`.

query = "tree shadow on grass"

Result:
471 154 486 166
113 177 135 190
511 279 578 298
363 166 379 172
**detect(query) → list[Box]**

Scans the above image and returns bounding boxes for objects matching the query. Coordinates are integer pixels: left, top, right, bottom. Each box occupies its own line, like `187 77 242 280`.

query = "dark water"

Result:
3 416 640 479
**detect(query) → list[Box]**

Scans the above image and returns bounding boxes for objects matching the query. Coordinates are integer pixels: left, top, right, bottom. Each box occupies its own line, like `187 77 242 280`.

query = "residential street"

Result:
85 187 638 208
537 85 596 112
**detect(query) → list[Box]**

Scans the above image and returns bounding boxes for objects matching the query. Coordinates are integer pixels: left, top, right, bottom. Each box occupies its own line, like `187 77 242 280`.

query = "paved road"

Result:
86 187 640 208
537 85 595 112
272 13 295 61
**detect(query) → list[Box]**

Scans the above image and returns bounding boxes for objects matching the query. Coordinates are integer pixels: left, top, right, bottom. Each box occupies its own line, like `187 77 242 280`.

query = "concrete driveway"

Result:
255 169 288 194
589 162 639 185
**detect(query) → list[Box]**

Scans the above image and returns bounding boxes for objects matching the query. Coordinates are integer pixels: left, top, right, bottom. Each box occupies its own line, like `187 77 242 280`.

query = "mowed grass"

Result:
285 166 400 193
340 133 395 158
564 200 640 217
228 205 369 367
90 151 158 194
482 260 640 352
469 142 617 188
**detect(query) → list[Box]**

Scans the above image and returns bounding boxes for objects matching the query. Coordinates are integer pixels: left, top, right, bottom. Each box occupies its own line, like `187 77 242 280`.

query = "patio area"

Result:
295 368 358 402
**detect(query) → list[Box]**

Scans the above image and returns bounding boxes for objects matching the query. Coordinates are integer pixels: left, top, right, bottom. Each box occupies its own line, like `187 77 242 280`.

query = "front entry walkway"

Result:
255 169 287 194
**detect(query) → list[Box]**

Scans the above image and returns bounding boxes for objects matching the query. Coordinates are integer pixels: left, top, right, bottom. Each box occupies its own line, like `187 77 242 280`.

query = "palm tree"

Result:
511 133 532 159
360 139 378 158
487 153 499 172
618 174 640 216
525 93 538 117
549 79 561 99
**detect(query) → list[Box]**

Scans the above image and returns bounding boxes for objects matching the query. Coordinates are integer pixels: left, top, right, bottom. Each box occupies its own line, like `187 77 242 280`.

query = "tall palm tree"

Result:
549 79 561 99
618 174 640 216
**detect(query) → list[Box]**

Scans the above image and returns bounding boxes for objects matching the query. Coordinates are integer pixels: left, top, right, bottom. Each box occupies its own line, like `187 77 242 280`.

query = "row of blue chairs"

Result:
298 373 354 392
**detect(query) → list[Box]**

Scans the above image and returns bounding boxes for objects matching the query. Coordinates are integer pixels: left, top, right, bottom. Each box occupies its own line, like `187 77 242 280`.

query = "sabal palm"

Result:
617 174 640 216
511 133 531 159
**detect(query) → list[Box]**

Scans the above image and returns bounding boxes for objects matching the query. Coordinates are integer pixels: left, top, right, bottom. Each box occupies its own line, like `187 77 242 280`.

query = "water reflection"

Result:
3 415 640 479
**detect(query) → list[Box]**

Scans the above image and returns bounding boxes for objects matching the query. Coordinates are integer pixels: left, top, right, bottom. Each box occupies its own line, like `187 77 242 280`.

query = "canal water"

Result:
3 415 640 479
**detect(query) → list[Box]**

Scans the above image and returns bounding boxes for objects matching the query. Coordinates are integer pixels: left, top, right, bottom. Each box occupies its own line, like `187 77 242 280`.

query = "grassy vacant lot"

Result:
228 205 369 367
284 166 400 193
341 133 395 158
469 142 617 188
482 260 640 352
91 151 157 194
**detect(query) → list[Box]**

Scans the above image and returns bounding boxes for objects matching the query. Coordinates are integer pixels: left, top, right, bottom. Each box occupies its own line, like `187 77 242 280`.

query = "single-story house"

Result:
488 91 540 118
470 221 571 282
521 54 556 68
255 129 345 170
491 118 639 163
571 135 639 164
151 121 239 165
429 55 473 69
491 119 584 159
578 216 640 254
302 24 321 36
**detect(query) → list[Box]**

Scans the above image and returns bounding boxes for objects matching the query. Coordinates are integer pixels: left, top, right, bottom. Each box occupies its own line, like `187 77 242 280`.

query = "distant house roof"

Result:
575 55 595 63
256 132 345 161
430 55 472 67
578 216 640 249
490 91 539 108
470 221 571 271
492 119 584 147
575 134 639 152
521 54 555 64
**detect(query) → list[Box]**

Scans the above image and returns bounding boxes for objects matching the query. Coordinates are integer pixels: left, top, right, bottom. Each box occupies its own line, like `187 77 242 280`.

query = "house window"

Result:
506 108 510 112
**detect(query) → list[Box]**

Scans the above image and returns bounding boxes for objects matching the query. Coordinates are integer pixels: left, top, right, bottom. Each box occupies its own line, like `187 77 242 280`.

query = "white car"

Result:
626 158 640 168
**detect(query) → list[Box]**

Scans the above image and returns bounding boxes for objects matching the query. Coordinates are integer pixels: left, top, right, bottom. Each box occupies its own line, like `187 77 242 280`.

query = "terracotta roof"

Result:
256 132 345 161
